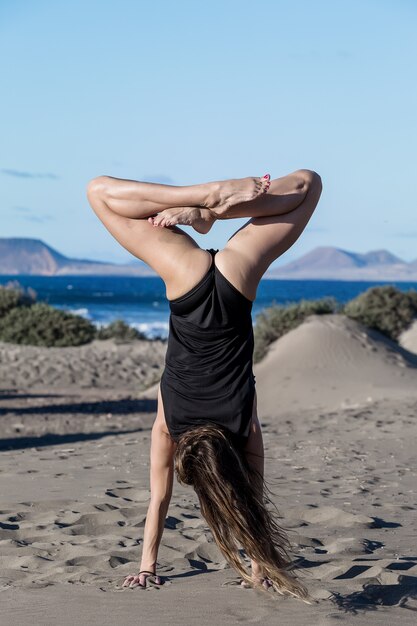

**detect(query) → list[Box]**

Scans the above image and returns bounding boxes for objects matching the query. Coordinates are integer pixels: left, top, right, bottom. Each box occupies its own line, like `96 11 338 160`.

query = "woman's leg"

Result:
149 170 313 230
213 169 313 220
87 174 269 220
87 175 265 299
211 170 323 302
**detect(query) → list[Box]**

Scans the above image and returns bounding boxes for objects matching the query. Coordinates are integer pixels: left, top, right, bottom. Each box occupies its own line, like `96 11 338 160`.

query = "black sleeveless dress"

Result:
160 248 256 448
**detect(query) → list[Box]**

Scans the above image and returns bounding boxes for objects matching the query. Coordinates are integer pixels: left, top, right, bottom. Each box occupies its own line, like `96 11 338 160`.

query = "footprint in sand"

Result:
105 487 150 502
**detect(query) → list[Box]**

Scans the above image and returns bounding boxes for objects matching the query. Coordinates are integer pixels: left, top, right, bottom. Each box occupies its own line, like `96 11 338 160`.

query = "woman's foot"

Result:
205 174 270 214
148 175 271 231
148 206 216 234
122 570 163 589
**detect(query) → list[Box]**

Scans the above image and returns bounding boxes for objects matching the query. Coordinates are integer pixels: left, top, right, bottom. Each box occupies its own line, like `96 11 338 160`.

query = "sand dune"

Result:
255 314 417 416
399 319 417 355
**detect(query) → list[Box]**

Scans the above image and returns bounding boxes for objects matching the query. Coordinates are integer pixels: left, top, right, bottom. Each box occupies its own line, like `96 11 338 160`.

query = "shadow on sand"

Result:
330 573 417 613
0 396 158 417
0 427 149 451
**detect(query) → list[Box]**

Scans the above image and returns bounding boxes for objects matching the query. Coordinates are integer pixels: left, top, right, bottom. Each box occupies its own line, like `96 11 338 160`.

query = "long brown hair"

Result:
174 424 312 602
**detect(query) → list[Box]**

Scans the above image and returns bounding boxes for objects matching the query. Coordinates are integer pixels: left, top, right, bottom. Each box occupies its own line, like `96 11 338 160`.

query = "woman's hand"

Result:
123 570 164 589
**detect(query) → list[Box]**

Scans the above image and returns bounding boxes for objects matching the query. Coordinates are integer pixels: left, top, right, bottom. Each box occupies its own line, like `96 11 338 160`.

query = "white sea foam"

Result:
132 321 169 340
71 307 91 318
91 319 169 340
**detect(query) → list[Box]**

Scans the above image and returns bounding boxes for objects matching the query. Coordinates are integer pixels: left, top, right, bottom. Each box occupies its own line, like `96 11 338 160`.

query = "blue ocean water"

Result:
1 275 416 339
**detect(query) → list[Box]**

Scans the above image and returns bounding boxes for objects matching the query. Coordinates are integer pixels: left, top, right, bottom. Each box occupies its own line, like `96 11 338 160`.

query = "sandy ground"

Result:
0 337 166 391
1 315 417 625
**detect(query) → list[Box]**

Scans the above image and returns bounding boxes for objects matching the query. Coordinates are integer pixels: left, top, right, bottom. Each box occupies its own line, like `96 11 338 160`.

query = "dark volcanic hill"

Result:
0 238 155 276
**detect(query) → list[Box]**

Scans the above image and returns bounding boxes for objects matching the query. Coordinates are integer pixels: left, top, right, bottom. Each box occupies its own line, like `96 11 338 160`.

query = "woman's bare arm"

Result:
123 422 176 588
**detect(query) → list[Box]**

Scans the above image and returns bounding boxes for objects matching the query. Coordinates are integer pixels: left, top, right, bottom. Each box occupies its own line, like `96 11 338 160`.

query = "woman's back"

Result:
160 248 256 446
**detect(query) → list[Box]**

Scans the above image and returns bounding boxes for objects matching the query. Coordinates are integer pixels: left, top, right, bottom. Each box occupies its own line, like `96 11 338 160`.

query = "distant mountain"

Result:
0 238 156 276
360 250 404 265
266 246 417 281
1 239 416 281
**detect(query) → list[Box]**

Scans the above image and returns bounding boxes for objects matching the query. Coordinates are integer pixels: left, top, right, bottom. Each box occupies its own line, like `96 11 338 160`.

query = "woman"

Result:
86 169 322 599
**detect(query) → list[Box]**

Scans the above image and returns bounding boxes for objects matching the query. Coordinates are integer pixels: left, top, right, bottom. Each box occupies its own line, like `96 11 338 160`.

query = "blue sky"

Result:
1 0 416 266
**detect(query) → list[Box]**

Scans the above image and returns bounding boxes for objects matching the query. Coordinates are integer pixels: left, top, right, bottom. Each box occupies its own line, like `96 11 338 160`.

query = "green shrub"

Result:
0 302 96 347
253 297 339 362
96 319 146 342
0 281 37 317
343 285 417 341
